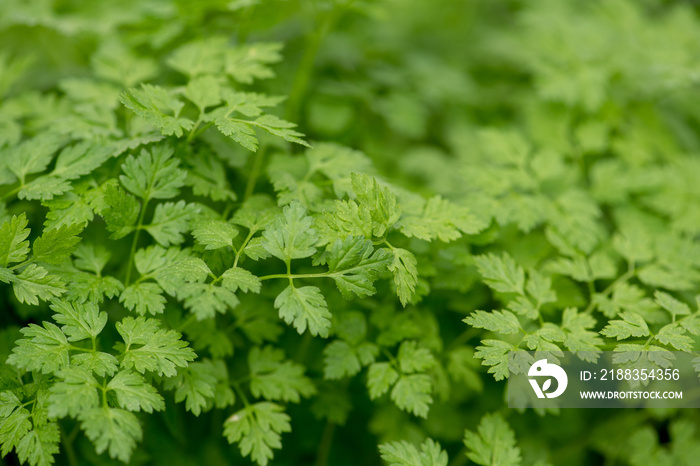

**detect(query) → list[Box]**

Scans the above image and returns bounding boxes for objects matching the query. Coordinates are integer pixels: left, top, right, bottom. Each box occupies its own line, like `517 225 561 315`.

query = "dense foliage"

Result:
2 0 700 465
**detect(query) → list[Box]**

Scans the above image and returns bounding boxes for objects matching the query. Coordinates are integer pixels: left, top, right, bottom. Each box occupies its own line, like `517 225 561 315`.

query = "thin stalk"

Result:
314 421 336 466
60 423 79 466
285 1 351 122
244 144 267 201
583 264 636 314
233 229 255 268
259 272 333 281
447 446 468 466
1 185 22 201
124 199 148 286
231 381 251 408
186 115 204 144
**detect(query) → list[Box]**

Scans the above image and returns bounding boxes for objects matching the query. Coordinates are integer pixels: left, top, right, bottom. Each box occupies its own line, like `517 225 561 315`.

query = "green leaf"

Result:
304 143 373 197
12 264 65 306
274 285 331 338
120 84 194 137
244 238 271 261
232 195 278 231
165 359 234 416
17 176 71 202
32 223 84 264
102 183 139 240
92 41 157 87
654 291 691 318
145 200 200 246
120 145 187 200
50 300 107 341
108 370 165 413
79 407 142 462
473 340 513 381
184 75 221 112
214 118 259 151
262 200 319 262
600 311 651 340
7 322 71 374
165 360 216 416
315 200 374 244
592 283 657 319
71 351 119 377
221 267 262 294
474 253 525 295
464 310 521 335
224 42 283 83
389 248 418 306
315 236 392 299
323 341 362 380
210 91 307 151
133 245 193 286
73 243 111 275
15 422 60 466
655 324 694 352
525 269 557 306
179 282 240 320
0 400 31 459
68 273 123 304
48 367 100 418
116 316 196 377
379 438 448 466
464 413 522 466
248 346 315 403
397 341 435 374
18 142 113 201
0 213 30 267
223 402 291 466
248 114 309 147
400 195 487 242
184 151 237 201
367 362 399 399
5 134 63 183
561 308 603 358
350 173 401 237
120 282 166 316
166 37 227 77
390 374 433 418
193 219 239 250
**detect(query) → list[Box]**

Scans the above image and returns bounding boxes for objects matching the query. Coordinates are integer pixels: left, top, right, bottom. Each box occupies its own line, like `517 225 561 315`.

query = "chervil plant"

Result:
3 0 700 465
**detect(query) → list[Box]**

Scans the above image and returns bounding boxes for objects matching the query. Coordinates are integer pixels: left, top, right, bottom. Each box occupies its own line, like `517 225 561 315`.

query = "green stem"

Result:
294 332 312 363
285 1 350 122
186 115 204 144
1 184 22 201
314 421 336 466
176 314 197 332
583 263 636 314
125 198 149 286
68 345 94 353
231 381 250 408
9 259 33 271
233 229 255 268
243 144 267 201
445 328 480 352
101 382 108 407
381 348 399 370
60 423 79 466
259 272 333 281
447 446 468 466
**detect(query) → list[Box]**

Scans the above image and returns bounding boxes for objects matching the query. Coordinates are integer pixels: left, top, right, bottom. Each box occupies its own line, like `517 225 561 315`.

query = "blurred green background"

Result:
3 0 700 465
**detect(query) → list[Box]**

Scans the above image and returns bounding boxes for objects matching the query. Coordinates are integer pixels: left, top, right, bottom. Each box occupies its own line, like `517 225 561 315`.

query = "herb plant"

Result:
2 0 700 465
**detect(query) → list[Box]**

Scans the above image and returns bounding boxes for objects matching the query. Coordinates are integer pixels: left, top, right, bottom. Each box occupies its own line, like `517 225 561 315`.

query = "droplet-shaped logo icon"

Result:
528 359 568 398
